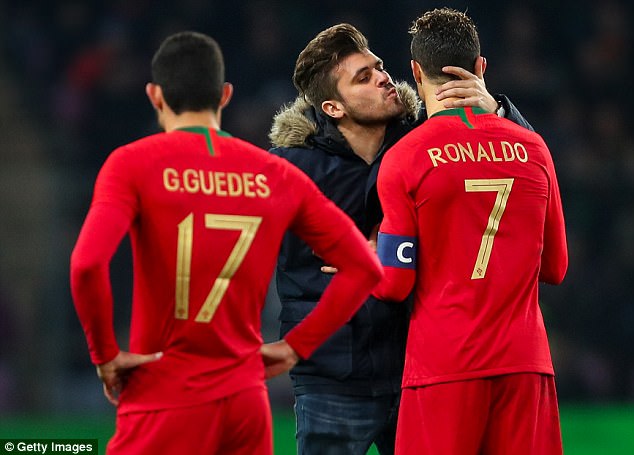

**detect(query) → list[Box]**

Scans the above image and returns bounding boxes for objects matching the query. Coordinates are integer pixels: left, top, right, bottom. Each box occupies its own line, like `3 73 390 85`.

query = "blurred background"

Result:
0 0 633 452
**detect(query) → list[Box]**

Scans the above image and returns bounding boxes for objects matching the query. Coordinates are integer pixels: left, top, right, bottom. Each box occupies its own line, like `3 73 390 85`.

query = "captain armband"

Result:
376 233 417 269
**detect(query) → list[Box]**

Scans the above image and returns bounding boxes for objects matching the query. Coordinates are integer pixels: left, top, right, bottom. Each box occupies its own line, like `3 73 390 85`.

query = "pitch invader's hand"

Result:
96 350 163 406
320 264 338 274
260 340 300 379
435 56 498 113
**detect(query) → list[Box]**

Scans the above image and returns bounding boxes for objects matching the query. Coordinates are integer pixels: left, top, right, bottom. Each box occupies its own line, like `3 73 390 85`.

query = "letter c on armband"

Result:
397 242 414 263
377 232 417 269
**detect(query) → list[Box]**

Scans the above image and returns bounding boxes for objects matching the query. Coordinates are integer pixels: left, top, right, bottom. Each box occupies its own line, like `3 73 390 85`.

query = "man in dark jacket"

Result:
268 24 532 455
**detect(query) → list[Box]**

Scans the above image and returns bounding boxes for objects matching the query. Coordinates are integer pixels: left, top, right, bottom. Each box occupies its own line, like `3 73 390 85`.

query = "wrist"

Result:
284 340 300 362
495 99 506 117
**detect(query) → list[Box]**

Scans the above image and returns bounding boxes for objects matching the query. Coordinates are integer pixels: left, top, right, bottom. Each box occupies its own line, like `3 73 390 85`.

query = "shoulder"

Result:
215 132 267 156
387 121 433 155
99 134 160 170
269 97 317 148
121 131 169 151
266 149 322 196
214 134 320 196
104 132 171 166
381 121 444 179
268 142 337 181
269 142 328 167
215 134 306 175
494 116 549 149
269 144 313 159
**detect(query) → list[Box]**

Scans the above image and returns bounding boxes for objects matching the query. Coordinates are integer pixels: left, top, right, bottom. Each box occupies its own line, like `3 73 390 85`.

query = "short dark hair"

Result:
293 23 368 108
409 8 480 83
151 31 225 114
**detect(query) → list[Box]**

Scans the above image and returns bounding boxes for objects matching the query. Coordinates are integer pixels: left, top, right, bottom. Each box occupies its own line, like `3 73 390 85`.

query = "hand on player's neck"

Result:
412 60 469 119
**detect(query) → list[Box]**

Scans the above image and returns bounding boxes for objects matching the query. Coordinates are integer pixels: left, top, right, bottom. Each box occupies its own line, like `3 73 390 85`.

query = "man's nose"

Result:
376 69 390 86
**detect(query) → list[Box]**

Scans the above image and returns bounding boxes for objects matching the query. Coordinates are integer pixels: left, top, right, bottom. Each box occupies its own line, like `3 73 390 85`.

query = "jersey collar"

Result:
174 126 232 156
429 107 489 129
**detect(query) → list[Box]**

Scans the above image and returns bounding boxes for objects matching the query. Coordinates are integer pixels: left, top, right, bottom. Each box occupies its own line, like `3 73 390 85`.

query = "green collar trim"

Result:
175 127 232 155
430 107 488 117
429 107 488 129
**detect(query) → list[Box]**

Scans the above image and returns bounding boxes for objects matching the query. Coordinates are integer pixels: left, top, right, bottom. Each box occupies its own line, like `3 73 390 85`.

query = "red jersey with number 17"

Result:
374 107 568 388
71 127 381 414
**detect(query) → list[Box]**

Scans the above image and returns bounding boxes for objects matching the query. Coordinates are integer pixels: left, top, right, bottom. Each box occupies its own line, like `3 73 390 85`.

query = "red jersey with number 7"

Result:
71 127 382 414
373 107 568 388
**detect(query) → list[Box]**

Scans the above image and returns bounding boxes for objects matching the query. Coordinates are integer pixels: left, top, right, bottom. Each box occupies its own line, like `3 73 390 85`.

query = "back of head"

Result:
152 31 225 114
293 23 368 109
409 8 480 83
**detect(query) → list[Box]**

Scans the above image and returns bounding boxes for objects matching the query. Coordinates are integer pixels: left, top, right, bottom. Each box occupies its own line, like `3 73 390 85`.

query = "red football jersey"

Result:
71 127 381 413
374 107 567 388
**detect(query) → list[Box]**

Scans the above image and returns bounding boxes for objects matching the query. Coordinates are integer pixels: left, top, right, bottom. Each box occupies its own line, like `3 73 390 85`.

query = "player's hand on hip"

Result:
96 350 163 406
435 56 497 112
260 340 299 379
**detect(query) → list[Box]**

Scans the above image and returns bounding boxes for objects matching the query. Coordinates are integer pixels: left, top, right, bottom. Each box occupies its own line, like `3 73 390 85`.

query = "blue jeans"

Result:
294 392 400 455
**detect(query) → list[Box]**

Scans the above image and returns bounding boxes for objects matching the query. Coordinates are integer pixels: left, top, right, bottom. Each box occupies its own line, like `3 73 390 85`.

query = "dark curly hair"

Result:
410 8 480 83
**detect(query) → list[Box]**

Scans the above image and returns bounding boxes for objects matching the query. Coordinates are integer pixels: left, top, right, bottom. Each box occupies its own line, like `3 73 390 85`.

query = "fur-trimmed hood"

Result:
269 81 421 148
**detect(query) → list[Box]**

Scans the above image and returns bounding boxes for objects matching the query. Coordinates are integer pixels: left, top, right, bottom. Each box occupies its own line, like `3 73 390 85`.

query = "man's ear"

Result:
145 83 164 111
475 55 487 79
219 82 233 109
321 100 344 119
410 60 423 85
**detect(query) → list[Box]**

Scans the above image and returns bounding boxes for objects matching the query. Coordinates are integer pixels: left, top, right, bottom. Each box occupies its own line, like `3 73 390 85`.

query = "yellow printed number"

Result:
175 213 262 322
464 178 514 279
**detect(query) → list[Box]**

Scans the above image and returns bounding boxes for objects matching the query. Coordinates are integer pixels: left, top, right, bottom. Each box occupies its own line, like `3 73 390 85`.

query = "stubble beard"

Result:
344 99 405 127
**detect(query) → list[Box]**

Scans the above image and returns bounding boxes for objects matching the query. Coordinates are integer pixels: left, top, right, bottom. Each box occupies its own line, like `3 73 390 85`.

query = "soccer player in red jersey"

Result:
70 31 382 455
373 9 568 455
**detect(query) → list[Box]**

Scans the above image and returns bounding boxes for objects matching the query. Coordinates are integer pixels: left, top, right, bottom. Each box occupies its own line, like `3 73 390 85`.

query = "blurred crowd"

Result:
0 0 632 413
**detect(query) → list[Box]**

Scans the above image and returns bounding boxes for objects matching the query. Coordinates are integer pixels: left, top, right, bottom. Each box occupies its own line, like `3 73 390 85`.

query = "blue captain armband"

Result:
376 233 417 269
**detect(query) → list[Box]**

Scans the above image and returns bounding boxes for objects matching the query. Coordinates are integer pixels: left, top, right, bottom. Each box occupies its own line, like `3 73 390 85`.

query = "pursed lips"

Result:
385 86 398 99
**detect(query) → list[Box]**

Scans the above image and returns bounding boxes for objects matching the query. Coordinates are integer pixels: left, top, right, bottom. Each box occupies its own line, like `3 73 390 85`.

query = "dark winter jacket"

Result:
269 82 533 396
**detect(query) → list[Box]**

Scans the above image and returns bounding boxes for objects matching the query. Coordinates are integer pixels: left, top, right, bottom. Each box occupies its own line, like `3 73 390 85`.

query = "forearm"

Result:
372 267 415 302
70 257 120 364
70 204 131 364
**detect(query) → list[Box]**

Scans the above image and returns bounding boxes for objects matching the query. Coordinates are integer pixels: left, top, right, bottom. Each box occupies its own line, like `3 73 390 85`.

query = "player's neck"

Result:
337 121 387 165
163 111 222 132
422 84 460 118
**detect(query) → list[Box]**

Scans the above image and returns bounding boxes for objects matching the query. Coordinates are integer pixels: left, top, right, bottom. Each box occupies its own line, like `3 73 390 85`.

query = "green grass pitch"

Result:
1 405 632 454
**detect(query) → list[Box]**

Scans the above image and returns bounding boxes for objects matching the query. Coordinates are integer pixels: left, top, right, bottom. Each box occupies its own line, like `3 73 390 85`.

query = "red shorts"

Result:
107 385 272 455
396 373 562 455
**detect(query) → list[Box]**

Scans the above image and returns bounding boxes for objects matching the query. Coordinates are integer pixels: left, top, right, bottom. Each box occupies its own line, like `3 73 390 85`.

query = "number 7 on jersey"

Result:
465 178 514 280
175 213 262 322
